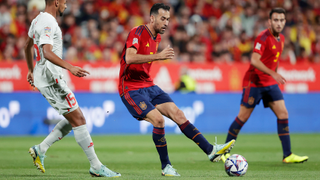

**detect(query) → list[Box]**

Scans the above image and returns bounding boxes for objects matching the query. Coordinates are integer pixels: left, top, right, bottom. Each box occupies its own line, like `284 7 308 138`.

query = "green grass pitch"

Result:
0 134 319 180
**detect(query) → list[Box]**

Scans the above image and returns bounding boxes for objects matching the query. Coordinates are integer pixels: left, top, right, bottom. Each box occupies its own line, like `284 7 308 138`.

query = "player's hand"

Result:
27 71 35 90
271 72 286 85
69 66 90 77
159 45 174 60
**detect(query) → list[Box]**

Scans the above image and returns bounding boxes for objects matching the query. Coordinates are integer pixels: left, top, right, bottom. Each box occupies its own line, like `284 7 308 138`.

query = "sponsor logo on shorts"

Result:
248 97 255 105
139 101 147 110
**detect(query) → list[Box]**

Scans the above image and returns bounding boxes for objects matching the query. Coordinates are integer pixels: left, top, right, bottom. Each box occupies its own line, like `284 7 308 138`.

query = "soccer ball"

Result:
224 154 248 176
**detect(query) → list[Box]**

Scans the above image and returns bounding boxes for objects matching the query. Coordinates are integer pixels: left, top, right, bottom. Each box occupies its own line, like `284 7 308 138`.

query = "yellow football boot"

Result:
221 153 231 163
283 153 308 163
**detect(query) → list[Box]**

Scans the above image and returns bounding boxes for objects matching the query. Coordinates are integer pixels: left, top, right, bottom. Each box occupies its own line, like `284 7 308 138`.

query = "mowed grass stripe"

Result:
0 134 319 180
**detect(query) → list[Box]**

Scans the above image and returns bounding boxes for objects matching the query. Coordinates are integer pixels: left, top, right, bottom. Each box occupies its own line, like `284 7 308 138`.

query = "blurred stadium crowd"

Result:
0 0 320 64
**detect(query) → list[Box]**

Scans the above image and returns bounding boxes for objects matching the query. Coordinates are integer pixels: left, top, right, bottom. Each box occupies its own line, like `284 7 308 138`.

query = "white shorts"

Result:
37 78 78 115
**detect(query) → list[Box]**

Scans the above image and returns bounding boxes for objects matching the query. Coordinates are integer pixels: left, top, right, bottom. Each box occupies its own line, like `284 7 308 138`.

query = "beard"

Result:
58 9 64 17
156 28 165 34
154 25 165 34
271 25 283 34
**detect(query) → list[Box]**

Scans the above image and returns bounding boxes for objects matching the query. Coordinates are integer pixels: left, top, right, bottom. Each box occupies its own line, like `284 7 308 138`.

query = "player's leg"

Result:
29 85 73 173
64 106 120 177
149 86 219 157
38 119 72 154
144 109 180 176
121 89 179 176
268 99 290 155
268 99 308 163
156 102 213 154
31 82 120 176
221 86 260 162
156 101 235 162
225 86 261 144
225 105 254 144
29 119 72 173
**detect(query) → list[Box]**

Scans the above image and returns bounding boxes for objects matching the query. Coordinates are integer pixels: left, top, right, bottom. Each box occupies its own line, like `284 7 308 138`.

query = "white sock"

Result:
39 119 72 154
73 125 102 170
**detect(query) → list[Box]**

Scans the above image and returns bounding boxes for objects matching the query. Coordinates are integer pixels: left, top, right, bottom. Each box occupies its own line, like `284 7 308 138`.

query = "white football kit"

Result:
28 12 78 115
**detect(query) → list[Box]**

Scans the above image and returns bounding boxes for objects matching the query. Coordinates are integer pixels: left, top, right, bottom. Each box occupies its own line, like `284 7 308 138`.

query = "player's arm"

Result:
42 44 89 77
125 45 174 64
24 37 35 88
251 52 286 84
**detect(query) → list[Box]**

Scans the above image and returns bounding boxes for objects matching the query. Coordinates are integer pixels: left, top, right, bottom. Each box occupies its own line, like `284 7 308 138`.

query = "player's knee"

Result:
277 110 289 119
174 109 187 124
176 109 187 121
65 112 86 127
152 116 165 128
237 115 249 123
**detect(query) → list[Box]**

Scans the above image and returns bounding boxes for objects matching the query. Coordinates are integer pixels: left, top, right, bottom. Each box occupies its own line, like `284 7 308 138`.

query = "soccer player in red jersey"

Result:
119 3 235 176
221 8 308 163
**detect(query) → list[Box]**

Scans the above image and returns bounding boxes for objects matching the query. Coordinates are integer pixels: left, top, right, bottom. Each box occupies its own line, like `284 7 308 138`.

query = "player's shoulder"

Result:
35 12 57 26
256 29 271 42
129 25 146 36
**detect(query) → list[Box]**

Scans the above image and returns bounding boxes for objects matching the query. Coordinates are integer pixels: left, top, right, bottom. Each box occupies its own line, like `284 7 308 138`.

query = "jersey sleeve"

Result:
252 36 266 55
38 22 56 46
125 27 143 51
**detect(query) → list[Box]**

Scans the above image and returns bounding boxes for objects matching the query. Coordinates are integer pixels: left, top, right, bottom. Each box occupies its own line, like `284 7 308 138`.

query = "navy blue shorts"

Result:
241 84 284 108
121 85 173 120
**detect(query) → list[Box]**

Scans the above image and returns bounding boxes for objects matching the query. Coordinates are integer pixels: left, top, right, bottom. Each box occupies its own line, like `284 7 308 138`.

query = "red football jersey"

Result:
242 29 284 87
118 25 161 96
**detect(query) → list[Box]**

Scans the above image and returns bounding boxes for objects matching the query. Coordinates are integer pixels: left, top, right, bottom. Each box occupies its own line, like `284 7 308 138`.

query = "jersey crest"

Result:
133 38 138 44
139 101 147 110
248 97 255 105
255 43 261 50
44 27 51 33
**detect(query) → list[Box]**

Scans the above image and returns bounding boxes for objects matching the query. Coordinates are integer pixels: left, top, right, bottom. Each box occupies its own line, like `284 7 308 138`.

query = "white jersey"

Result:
28 12 63 87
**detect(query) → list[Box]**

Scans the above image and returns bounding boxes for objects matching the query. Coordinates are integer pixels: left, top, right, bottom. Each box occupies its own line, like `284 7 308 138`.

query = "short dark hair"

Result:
150 3 170 16
45 0 54 5
269 7 286 19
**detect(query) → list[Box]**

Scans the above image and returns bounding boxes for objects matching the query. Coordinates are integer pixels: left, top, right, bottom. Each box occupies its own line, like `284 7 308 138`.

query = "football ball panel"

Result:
224 154 248 177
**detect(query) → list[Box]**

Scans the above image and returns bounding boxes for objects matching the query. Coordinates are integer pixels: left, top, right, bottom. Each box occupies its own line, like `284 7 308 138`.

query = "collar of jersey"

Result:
144 25 157 40
268 28 280 42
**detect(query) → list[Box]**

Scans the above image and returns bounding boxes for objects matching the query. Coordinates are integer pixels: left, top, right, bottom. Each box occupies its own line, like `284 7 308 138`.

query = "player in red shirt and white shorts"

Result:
119 3 235 176
221 8 308 164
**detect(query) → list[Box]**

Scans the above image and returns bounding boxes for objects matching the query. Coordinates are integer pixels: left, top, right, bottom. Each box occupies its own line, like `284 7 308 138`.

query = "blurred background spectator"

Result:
175 65 196 93
0 0 319 65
